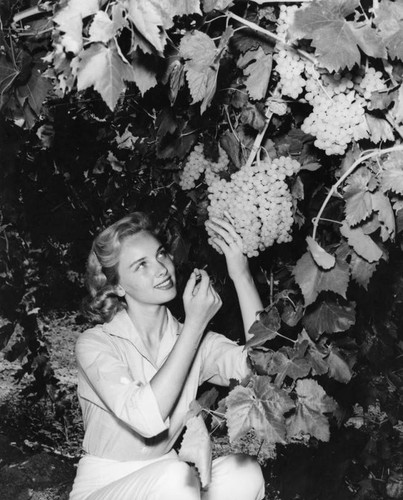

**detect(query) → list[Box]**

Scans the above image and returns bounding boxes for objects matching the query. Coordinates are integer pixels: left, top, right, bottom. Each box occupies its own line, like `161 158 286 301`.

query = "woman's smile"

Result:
154 276 174 290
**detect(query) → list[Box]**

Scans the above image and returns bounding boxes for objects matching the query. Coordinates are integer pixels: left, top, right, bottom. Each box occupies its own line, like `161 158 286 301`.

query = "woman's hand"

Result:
205 212 250 282
182 268 222 332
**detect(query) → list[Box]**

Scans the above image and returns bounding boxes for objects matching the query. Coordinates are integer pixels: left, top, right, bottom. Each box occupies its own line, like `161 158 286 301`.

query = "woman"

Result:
69 211 265 500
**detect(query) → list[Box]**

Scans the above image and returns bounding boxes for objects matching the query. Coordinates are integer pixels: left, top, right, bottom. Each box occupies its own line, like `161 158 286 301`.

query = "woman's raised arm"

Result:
205 214 263 343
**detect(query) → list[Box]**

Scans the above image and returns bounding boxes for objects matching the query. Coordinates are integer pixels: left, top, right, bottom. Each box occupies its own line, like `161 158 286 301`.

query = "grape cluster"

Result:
301 72 368 155
206 156 301 257
274 5 306 99
354 67 388 100
179 143 229 190
274 48 306 99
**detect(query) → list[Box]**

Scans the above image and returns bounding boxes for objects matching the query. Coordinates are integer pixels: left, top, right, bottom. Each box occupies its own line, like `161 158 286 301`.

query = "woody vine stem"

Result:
311 145 403 241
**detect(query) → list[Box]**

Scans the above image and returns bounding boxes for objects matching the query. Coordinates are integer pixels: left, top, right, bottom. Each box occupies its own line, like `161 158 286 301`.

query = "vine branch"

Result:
226 11 317 66
312 145 403 240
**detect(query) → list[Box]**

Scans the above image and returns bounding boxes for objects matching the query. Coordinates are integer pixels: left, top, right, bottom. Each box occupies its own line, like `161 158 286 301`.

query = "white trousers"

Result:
69 450 265 500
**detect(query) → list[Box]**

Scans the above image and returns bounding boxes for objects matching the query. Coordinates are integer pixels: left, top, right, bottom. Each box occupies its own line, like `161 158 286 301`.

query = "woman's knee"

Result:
210 454 265 500
158 459 201 500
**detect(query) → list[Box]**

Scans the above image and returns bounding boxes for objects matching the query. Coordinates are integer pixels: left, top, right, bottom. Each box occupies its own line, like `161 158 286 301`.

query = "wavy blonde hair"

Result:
83 212 155 323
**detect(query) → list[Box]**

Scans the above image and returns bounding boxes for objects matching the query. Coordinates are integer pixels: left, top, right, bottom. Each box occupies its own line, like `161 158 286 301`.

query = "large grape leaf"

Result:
245 306 280 349
178 415 212 487
340 222 383 263
293 252 350 306
350 251 379 289
53 0 99 54
76 42 155 110
226 376 294 445
302 297 356 339
374 0 403 60
306 236 335 270
238 47 272 101
248 347 274 376
290 0 386 71
380 152 403 195
286 379 336 442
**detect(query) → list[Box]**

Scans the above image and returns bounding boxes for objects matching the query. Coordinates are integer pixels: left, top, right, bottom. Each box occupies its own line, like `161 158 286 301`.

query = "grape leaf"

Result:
293 252 350 306
290 0 384 71
53 0 99 54
131 52 158 96
248 348 273 376
238 47 272 101
180 30 224 113
302 297 356 339
374 0 403 60
89 10 126 44
226 376 295 445
372 191 395 238
16 68 52 116
306 236 335 270
123 0 174 55
368 89 397 111
366 114 395 144
245 306 280 348
350 251 379 289
202 0 233 13
325 344 353 383
286 379 336 442
344 187 373 227
76 42 138 110
381 152 403 195
267 349 312 387
178 415 212 487
282 302 304 327
340 222 383 263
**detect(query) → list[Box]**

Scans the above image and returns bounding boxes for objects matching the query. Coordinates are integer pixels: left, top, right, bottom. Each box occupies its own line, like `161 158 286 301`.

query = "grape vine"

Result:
1 0 403 496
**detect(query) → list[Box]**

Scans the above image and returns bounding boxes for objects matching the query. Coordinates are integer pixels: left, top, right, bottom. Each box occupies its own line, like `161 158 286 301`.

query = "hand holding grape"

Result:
205 212 250 282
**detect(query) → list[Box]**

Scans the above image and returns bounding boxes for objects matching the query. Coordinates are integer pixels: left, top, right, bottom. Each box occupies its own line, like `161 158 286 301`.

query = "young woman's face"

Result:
117 230 177 306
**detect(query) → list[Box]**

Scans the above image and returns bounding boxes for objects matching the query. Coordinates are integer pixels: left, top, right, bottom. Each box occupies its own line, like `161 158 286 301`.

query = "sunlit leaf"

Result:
202 0 233 12
344 188 373 227
366 114 395 144
226 376 294 445
371 191 395 239
290 0 384 71
326 344 353 383
286 379 337 442
374 0 403 60
246 307 281 348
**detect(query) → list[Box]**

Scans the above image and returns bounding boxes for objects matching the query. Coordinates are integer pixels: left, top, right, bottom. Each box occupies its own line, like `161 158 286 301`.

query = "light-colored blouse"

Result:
76 309 250 462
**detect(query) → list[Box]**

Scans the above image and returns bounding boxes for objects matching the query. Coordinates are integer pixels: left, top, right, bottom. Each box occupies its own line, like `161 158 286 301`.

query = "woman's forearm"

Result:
149 322 204 420
232 273 263 342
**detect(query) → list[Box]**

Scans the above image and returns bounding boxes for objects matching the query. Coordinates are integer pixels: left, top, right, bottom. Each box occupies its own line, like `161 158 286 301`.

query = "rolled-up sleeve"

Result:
199 331 251 386
76 333 169 438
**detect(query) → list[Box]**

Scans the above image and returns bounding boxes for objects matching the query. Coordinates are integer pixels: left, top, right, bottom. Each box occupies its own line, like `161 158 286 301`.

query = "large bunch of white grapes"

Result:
206 156 301 257
301 72 369 155
179 143 229 190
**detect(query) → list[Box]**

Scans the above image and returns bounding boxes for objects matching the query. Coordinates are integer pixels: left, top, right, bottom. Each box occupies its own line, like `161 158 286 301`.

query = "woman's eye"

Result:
158 249 167 258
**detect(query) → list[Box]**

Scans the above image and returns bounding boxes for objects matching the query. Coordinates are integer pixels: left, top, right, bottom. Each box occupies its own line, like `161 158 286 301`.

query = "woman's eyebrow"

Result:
129 256 146 269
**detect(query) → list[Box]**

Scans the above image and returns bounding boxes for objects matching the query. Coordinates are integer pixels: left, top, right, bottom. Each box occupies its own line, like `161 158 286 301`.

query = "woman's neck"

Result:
126 303 168 345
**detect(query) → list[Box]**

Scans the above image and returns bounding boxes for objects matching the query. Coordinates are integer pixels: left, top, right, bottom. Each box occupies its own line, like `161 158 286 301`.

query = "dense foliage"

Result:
1 0 403 497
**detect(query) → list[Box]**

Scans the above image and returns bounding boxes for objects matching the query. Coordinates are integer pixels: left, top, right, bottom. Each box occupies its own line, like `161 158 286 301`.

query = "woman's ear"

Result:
116 285 126 297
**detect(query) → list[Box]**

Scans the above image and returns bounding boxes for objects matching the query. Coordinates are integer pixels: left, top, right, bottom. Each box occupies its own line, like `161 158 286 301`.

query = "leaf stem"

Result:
226 11 317 66
312 145 403 240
